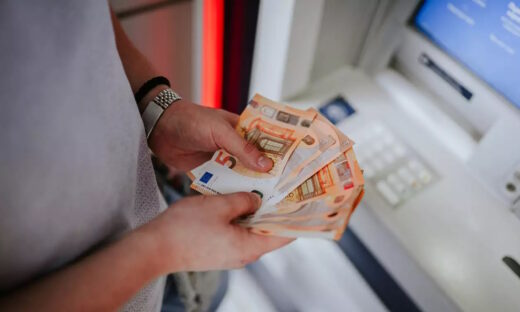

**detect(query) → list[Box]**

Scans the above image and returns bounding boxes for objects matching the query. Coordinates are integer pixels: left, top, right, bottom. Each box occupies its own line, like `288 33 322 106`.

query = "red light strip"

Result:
202 0 224 108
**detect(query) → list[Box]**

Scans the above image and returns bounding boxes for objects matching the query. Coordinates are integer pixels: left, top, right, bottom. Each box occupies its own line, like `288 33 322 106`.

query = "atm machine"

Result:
246 1 520 311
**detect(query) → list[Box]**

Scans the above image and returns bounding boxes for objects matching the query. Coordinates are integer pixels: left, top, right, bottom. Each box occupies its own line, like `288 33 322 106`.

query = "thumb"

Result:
217 192 262 221
214 124 273 172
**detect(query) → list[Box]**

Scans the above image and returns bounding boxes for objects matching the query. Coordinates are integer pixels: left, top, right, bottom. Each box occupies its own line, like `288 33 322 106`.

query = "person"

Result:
0 1 292 311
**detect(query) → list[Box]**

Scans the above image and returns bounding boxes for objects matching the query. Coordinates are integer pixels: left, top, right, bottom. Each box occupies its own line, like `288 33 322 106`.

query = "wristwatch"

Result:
141 88 182 139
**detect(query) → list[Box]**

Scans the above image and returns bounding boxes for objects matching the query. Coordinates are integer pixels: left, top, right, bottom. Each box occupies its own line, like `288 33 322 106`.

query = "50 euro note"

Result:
244 188 365 240
190 94 316 197
274 112 338 191
243 186 365 240
263 112 354 207
238 183 363 232
247 148 364 221
238 149 365 240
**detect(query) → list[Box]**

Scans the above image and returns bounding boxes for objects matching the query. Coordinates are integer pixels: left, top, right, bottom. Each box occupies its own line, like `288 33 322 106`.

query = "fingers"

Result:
217 109 239 126
237 232 295 262
249 235 295 254
213 123 273 172
206 192 262 220
181 152 213 170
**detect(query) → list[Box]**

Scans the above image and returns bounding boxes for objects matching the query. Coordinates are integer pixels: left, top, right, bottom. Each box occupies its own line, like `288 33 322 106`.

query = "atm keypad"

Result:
351 123 437 207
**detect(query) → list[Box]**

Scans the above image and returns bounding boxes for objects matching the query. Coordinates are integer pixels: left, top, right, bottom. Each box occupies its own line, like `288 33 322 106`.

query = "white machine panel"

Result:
250 1 520 311
286 66 520 312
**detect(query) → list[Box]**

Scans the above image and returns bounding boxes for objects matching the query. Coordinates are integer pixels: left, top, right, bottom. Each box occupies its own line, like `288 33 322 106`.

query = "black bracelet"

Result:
134 76 171 103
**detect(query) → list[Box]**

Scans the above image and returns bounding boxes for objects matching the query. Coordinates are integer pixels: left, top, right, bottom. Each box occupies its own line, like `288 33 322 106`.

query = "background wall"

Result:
111 0 194 101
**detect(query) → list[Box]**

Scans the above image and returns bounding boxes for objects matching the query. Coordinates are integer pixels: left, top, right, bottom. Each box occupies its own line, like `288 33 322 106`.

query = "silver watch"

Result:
141 88 182 139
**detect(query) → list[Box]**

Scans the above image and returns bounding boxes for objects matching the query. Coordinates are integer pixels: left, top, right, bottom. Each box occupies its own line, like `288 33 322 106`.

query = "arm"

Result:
110 7 272 172
110 8 166 113
0 222 166 311
0 193 292 311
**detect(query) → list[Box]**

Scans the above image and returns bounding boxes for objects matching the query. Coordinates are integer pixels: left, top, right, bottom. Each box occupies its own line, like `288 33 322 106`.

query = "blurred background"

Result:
111 0 520 311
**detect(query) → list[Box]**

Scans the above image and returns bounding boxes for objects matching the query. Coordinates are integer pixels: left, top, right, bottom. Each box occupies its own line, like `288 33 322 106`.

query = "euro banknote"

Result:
190 94 316 198
264 113 354 206
253 148 363 219
246 188 365 240
190 94 364 240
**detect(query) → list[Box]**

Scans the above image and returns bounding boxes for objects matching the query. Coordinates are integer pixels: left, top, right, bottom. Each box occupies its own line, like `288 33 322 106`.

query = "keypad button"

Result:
376 180 400 206
398 167 415 185
418 169 433 184
410 180 422 191
407 160 424 172
401 187 414 199
390 181 407 195
386 173 400 185
354 123 436 207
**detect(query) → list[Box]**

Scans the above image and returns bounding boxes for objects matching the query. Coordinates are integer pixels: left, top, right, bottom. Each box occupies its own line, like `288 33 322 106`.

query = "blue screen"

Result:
414 0 520 109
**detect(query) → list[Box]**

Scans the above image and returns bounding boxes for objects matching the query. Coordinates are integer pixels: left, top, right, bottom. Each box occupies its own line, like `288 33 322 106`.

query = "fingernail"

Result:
257 156 272 169
251 192 262 206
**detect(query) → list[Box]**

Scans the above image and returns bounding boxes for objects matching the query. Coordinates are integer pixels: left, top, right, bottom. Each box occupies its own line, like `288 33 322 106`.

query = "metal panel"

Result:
311 0 379 82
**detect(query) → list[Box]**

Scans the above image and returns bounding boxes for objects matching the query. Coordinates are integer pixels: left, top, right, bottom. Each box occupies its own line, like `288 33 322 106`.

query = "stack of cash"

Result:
188 94 364 240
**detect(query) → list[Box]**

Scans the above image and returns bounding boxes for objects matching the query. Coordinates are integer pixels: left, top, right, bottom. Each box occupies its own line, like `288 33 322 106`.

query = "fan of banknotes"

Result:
188 94 364 240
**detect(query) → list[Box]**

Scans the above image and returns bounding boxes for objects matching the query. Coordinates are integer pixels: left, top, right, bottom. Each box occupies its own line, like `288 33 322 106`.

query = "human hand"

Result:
143 192 294 272
148 100 273 172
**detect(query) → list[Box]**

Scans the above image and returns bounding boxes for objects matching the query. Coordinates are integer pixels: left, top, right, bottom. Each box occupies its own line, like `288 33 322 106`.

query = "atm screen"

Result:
414 0 520 110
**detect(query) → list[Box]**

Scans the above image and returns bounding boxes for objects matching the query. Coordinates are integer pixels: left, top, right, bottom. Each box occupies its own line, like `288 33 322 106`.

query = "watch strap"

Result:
134 76 170 103
141 88 182 139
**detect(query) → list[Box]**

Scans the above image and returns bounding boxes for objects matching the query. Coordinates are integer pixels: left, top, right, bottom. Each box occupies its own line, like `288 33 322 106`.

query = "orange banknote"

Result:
246 189 364 240
275 113 338 189
265 113 354 206
243 148 363 222
190 93 365 240
190 94 316 198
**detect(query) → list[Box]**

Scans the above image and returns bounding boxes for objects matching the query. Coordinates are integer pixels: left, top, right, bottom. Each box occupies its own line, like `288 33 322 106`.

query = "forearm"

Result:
0 226 168 311
110 8 167 113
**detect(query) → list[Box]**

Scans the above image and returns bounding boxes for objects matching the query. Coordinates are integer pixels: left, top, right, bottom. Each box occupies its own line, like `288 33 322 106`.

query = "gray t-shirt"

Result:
0 1 166 310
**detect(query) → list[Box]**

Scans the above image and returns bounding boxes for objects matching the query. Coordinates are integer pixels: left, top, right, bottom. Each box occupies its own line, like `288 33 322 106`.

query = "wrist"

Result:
140 88 182 140
147 98 190 154
134 211 193 274
127 224 173 277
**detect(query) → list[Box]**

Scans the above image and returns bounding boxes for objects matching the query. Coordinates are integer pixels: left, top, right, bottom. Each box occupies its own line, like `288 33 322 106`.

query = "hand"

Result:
148 100 273 172
143 192 294 272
